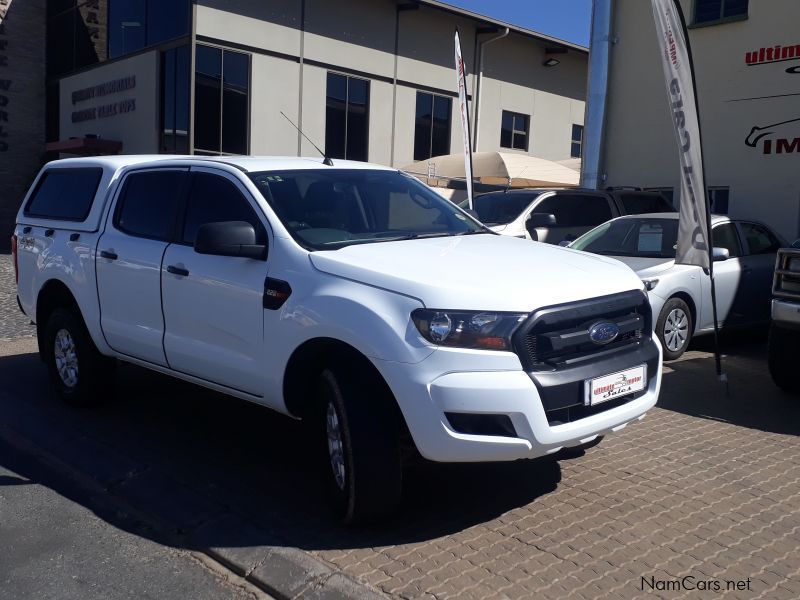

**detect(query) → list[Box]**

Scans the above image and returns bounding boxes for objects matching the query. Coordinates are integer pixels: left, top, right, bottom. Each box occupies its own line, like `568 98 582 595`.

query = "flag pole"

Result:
454 28 475 210
671 1 726 384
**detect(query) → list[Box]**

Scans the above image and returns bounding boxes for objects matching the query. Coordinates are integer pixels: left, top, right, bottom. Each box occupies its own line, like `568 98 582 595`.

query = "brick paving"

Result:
0 253 34 340
0 253 798 598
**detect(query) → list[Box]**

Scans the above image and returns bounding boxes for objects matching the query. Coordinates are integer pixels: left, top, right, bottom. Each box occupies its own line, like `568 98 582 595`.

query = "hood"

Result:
309 235 644 312
608 256 676 279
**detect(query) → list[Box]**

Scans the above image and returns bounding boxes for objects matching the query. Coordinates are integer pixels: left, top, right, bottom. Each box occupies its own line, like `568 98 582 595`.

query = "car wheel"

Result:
768 323 800 394
657 298 693 360
316 362 403 524
44 308 115 406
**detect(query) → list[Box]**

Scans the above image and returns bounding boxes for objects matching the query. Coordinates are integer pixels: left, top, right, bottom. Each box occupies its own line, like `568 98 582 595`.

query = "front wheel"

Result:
316 362 403 525
657 298 693 360
768 323 800 394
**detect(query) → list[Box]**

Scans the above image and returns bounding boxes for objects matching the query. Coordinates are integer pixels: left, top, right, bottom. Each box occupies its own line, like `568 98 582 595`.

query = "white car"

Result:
13 156 662 523
571 214 785 359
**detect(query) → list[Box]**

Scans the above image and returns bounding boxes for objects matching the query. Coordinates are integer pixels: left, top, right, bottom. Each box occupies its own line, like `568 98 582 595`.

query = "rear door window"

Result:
114 170 187 241
739 222 781 256
534 194 613 227
24 168 103 221
618 192 674 214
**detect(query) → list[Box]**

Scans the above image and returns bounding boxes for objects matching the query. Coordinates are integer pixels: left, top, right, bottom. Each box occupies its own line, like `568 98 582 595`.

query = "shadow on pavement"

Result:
0 347 561 556
659 328 800 437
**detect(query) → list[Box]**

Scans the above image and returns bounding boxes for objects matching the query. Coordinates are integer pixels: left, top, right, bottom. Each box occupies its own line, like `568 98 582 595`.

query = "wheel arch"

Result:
667 291 698 333
35 279 84 357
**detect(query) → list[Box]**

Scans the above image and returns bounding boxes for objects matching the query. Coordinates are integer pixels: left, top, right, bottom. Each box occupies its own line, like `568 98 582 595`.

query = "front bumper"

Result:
772 298 800 328
376 337 662 463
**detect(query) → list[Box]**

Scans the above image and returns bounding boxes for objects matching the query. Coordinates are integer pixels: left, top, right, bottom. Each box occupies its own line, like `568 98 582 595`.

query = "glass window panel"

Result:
414 92 433 161
346 78 369 161
194 45 222 153
431 96 451 158
108 0 146 58
712 223 742 257
500 111 513 148
326 74 348 160
695 0 723 22
175 45 191 153
740 223 780 256
146 0 189 46
115 171 185 240
25 169 103 221
182 174 264 245
513 131 528 151
47 10 76 77
723 0 748 18
571 143 582 158
222 51 249 154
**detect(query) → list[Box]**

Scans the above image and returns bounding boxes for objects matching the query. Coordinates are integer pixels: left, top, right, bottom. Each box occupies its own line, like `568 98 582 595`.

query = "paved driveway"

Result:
1 254 798 599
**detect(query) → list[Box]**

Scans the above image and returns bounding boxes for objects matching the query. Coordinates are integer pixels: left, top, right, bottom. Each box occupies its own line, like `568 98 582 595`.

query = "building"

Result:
588 0 800 242
0 0 589 249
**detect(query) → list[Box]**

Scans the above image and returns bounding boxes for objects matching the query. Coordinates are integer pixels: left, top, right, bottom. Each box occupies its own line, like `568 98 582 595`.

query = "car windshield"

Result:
571 218 679 258
248 169 486 250
474 192 542 225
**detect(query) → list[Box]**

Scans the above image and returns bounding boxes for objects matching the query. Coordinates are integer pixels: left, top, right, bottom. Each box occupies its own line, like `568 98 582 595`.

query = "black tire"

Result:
315 360 403 525
43 308 116 406
558 435 604 459
657 297 693 361
768 324 800 394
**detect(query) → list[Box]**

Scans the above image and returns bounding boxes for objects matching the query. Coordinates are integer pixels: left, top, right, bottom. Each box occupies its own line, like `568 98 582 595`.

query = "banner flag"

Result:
454 28 475 210
650 0 711 269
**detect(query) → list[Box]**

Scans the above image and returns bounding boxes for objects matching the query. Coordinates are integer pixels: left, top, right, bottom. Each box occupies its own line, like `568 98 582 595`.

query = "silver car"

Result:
571 214 785 359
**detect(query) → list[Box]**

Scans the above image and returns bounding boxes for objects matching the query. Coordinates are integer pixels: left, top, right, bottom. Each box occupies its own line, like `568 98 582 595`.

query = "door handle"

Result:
167 265 189 277
100 250 118 260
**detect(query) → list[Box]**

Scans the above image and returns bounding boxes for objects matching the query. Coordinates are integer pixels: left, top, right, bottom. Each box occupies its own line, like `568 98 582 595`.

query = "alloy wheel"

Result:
54 328 79 388
326 401 346 491
664 308 689 353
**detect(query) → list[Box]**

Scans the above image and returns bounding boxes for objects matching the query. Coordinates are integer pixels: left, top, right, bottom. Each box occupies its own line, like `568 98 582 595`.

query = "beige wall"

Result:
59 51 159 154
601 0 800 241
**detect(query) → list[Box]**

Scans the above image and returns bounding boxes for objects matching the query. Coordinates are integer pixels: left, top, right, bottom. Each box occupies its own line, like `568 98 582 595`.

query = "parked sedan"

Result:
570 214 785 359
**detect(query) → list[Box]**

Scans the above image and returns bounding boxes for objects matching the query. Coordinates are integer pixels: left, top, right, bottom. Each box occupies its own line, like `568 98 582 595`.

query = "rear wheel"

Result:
43 308 115 406
769 323 800 394
316 361 403 525
657 298 693 360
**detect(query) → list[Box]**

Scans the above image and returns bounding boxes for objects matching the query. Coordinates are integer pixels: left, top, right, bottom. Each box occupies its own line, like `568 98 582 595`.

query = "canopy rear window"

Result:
24 168 103 221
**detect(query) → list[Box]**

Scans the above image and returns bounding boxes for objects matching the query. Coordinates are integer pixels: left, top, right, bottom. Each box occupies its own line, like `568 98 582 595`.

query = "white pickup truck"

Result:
12 156 662 523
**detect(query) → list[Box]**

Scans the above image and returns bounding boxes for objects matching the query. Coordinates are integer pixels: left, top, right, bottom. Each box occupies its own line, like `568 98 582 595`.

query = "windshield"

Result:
248 169 485 250
474 192 542 225
571 218 679 258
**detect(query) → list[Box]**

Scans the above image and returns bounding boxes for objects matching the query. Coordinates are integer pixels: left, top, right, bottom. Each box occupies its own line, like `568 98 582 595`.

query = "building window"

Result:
193 45 250 156
160 45 190 154
108 0 190 59
414 92 452 161
708 187 730 214
326 73 370 162
570 124 584 158
501 111 529 151
694 0 748 25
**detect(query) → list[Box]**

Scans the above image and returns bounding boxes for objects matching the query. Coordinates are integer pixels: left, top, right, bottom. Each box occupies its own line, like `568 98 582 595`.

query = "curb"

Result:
0 422 388 600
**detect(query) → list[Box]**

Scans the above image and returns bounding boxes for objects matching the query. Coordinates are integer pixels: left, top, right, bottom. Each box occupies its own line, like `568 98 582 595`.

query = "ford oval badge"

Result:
589 322 619 345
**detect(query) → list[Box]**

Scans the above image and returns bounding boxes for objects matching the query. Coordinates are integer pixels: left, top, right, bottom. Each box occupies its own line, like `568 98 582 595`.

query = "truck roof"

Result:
46 155 395 173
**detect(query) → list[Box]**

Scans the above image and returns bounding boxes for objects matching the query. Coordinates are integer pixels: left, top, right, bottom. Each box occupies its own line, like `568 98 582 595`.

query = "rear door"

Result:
531 192 616 244
96 169 188 366
737 222 782 323
161 168 269 396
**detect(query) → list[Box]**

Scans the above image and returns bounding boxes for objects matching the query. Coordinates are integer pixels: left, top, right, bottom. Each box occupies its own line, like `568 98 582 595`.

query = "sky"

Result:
443 0 593 47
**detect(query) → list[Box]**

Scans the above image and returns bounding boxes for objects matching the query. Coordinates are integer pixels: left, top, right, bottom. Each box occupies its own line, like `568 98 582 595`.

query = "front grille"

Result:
513 290 651 372
544 392 643 426
773 249 800 300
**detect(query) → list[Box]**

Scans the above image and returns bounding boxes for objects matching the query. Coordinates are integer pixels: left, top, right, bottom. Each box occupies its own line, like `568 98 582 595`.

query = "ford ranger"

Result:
12 156 662 523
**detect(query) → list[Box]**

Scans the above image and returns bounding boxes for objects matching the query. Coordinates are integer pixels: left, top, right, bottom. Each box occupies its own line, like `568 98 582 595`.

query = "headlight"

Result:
411 309 527 351
642 279 659 292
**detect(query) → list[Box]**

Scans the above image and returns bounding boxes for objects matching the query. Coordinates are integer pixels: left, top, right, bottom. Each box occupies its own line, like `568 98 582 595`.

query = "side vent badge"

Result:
264 278 292 310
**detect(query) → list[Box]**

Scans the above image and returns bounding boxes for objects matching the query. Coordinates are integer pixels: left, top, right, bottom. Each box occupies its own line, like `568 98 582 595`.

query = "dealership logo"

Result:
746 118 800 154
745 43 800 74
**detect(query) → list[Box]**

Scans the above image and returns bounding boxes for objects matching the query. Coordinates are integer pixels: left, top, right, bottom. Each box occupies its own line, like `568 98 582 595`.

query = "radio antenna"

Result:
281 111 333 166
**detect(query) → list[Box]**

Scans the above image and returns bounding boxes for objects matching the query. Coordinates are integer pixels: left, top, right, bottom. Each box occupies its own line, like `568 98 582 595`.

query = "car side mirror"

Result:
712 247 730 262
525 213 557 240
194 221 267 260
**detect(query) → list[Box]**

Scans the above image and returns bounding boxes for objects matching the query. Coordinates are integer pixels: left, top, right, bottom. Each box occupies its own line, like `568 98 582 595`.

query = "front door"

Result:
706 222 744 328
737 222 782 324
96 169 188 366
161 168 269 396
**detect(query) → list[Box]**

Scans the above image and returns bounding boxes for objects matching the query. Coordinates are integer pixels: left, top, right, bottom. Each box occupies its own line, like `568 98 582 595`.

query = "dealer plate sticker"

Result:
586 365 647 406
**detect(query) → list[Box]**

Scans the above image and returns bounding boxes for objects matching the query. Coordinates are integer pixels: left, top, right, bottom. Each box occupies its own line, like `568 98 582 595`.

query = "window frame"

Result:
736 221 782 257
112 168 189 243
325 71 371 162
570 124 584 159
413 91 452 162
192 44 252 156
107 0 192 59
692 0 749 27
23 167 104 222
174 169 269 248
500 110 530 152
710 221 743 258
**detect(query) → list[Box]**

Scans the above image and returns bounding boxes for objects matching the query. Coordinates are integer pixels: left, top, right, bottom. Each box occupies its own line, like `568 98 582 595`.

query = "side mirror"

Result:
712 247 730 262
525 213 557 240
194 221 267 260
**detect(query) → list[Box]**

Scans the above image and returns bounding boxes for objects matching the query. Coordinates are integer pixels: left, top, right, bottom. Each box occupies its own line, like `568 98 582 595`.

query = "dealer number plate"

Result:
585 365 647 406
